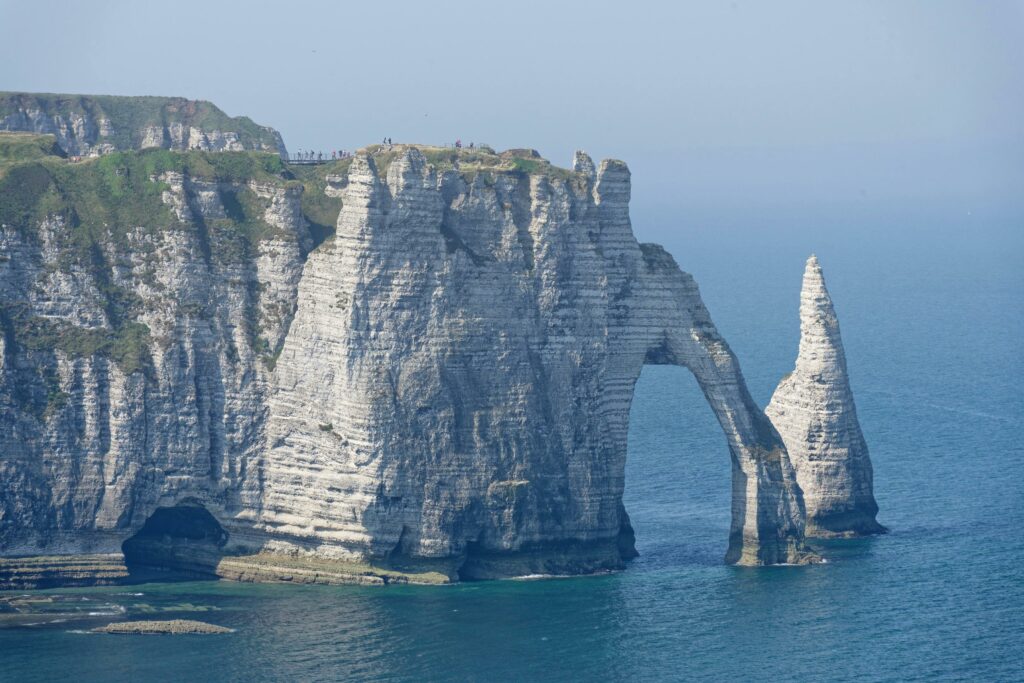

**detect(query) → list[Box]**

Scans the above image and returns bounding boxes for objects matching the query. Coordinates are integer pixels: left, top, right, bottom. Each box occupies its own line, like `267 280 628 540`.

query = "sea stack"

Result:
766 255 886 537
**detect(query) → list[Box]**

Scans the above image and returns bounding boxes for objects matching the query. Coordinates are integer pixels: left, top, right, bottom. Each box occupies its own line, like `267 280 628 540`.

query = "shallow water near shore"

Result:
2 224 1021 682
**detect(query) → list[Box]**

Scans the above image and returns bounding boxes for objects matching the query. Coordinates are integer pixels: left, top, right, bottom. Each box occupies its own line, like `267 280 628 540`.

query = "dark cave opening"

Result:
121 502 228 578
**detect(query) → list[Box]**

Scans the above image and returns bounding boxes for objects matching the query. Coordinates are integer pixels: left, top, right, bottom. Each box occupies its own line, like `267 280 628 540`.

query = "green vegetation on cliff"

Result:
0 139 299 380
0 142 292 245
362 143 574 182
0 132 64 173
1 306 151 376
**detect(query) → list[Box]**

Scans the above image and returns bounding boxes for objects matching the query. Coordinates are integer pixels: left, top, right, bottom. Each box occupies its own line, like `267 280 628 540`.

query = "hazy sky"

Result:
1 0 1021 244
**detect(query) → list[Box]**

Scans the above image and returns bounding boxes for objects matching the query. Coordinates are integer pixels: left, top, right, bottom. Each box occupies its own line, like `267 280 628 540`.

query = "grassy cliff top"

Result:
0 141 298 377
0 132 64 173
287 144 589 237
0 92 283 152
356 143 576 180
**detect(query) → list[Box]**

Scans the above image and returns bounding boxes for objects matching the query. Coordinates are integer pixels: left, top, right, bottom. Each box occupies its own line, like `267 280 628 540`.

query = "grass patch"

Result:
286 158 351 241
0 132 63 177
1 304 152 375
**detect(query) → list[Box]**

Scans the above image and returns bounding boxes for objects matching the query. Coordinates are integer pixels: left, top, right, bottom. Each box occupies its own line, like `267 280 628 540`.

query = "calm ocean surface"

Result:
2 218 1021 682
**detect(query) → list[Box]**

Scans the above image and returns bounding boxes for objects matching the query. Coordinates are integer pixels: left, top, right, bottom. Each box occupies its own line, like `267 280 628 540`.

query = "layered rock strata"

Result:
0 554 128 589
766 256 885 536
0 136 818 588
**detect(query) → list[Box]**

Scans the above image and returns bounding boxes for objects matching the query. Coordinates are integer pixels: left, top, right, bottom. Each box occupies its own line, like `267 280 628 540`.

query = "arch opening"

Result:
624 364 733 567
121 501 228 578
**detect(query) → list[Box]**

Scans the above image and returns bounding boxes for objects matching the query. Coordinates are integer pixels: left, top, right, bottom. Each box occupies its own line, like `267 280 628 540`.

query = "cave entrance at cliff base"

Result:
121 501 228 579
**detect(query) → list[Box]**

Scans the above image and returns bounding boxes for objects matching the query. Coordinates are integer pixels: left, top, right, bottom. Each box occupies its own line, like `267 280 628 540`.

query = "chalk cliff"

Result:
766 256 885 537
0 122 819 586
0 92 287 158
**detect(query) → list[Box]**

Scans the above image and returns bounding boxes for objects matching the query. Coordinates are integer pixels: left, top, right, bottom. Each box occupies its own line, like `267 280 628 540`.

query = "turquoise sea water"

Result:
1 220 1021 682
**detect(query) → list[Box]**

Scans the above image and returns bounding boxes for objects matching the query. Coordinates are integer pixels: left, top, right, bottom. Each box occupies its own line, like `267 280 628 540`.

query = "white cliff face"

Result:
0 109 116 157
140 124 250 153
766 255 885 537
0 143 820 584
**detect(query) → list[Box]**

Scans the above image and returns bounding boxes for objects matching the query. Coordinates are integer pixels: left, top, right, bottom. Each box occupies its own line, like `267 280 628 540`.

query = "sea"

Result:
1 208 1021 682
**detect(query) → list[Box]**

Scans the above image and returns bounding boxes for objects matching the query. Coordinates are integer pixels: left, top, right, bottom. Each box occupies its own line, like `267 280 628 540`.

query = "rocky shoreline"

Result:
0 551 455 590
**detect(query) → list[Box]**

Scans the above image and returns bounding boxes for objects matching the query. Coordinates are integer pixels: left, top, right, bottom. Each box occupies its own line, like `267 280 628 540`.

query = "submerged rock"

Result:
766 255 885 537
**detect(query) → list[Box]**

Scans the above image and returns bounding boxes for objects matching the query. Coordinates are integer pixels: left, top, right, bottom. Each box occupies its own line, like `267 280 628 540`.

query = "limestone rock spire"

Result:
572 150 596 179
766 255 886 537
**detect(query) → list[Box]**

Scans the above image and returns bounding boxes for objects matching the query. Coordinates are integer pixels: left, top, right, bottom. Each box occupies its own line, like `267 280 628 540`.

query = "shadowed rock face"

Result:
766 256 885 537
0 140 815 582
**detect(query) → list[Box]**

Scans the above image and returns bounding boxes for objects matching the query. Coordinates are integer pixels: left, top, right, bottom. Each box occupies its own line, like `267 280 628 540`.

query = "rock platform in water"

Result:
92 619 233 635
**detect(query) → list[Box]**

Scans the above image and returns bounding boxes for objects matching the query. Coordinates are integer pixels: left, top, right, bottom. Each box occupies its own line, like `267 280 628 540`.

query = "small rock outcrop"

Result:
766 256 885 537
92 619 233 635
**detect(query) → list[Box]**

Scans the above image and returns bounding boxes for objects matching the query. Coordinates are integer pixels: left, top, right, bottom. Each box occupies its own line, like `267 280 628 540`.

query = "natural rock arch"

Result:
260 148 813 572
